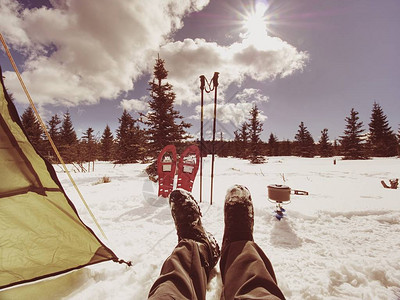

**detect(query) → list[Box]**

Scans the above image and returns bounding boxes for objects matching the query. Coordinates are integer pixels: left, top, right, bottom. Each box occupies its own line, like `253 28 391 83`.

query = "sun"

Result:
242 1 269 39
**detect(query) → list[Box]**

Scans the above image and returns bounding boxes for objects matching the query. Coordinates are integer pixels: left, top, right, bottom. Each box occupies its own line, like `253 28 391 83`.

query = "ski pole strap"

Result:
292 190 308 195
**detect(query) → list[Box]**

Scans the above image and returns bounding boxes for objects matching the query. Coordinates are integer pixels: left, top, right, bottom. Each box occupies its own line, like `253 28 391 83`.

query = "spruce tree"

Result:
42 114 62 162
60 111 77 145
318 128 333 157
398 126 400 156
333 139 339 156
340 108 366 159
21 106 45 154
100 125 114 161
82 127 97 164
233 130 242 158
268 133 279 156
248 104 265 163
47 114 62 146
8 92 15 102
144 56 191 157
60 110 78 163
280 140 292 156
234 122 249 158
368 102 397 157
116 110 144 163
294 121 315 157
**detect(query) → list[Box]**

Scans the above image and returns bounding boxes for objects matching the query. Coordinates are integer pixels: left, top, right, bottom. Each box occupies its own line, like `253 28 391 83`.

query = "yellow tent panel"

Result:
0 68 118 290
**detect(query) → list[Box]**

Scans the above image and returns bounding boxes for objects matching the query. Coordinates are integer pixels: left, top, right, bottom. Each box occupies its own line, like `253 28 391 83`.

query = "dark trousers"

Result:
148 240 285 300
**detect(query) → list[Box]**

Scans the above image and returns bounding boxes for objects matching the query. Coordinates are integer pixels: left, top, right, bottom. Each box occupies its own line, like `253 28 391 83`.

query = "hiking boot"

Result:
169 189 220 274
222 184 254 251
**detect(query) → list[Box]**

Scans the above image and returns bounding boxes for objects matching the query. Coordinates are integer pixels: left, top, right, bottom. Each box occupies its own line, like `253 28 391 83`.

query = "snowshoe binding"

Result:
177 145 200 192
157 145 177 198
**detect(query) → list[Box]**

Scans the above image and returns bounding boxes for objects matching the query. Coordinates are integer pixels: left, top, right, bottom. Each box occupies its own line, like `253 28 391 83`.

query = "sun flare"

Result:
243 1 269 39
244 13 267 37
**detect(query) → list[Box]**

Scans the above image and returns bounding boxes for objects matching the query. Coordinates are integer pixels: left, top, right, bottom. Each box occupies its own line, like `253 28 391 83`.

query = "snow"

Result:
2 156 400 299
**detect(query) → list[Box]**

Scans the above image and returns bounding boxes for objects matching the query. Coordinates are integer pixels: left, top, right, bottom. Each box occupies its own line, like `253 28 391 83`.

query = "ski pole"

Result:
210 72 219 205
199 75 205 203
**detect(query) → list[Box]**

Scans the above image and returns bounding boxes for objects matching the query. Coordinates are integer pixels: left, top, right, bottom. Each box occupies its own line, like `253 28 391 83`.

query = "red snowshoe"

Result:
157 145 177 198
177 145 200 192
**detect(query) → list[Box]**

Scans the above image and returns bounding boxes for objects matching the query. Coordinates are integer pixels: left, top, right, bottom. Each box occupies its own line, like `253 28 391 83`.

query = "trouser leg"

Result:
220 241 286 300
148 239 209 300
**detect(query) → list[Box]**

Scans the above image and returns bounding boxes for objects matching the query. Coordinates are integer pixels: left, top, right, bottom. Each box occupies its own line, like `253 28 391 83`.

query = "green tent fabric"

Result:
0 68 118 290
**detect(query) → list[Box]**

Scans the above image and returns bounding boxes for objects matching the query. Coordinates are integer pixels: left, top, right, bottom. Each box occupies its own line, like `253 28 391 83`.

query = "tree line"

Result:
223 102 399 160
19 57 400 167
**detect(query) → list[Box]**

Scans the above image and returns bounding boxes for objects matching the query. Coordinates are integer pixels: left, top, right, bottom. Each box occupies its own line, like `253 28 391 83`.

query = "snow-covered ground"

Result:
2 156 400 300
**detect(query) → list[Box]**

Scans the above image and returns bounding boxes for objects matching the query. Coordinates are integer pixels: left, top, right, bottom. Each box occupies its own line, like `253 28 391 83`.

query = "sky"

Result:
0 0 399 142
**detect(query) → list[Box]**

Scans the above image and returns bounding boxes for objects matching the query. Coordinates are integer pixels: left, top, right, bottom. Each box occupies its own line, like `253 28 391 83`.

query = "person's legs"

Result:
220 185 285 300
148 189 220 300
220 241 285 300
148 239 209 299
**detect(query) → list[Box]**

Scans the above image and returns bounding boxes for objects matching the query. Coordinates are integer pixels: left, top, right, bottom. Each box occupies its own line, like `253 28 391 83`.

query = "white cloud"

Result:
236 88 269 103
120 97 148 112
160 36 308 105
0 0 32 51
0 0 210 106
192 101 267 127
0 0 307 111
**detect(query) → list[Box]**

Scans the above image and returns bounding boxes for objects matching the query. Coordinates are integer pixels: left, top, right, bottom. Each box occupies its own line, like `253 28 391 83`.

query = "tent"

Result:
0 67 119 290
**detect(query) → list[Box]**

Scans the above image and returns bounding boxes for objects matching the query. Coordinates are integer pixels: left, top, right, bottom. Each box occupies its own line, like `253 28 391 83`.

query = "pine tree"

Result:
81 127 97 164
397 126 400 156
60 110 77 145
280 140 292 156
116 110 133 162
47 114 62 146
144 56 191 157
248 104 265 163
294 121 315 157
340 108 367 159
234 122 249 158
368 102 397 157
100 125 114 161
8 92 15 102
318 128 333 157
42 114 62 162
21 106 45 154
116 110 144 163
268 133 279 156
232 130 241 158
333 139 339 156
60 110 78 163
